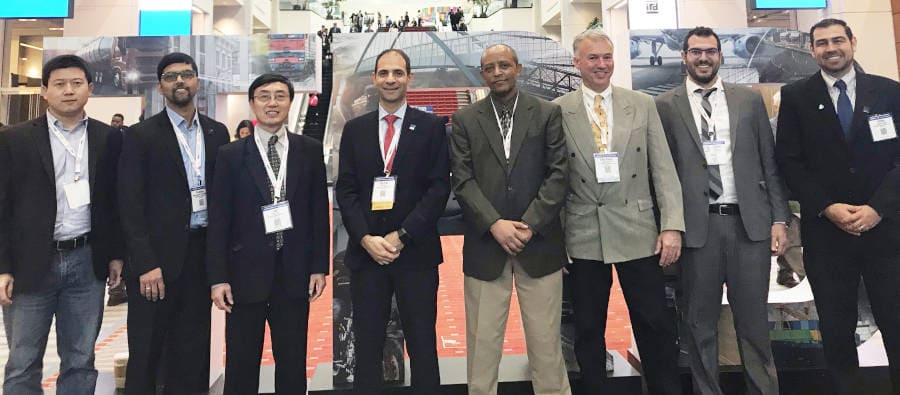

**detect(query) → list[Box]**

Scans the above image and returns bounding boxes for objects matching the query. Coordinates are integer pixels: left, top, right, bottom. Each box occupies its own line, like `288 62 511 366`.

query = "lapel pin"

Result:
818 104 824 110
863 106 870 114
409 124 416 131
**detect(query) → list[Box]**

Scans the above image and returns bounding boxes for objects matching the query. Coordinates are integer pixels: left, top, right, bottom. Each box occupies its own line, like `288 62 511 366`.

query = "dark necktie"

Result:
267 135 284 249
835 79 853 139
499 107 512 140
695 87 723 202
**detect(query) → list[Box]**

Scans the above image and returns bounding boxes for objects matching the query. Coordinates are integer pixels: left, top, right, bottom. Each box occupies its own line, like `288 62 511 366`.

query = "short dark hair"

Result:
248 73 295 102
42 54 92 87
112 113 124 120
156 52 198 82
234 119 255 138
683 26 721 52
810 18 853 41
374 49 411 74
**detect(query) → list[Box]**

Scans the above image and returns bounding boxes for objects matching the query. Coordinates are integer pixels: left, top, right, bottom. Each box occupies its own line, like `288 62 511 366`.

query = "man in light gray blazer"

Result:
450 44 571 395
655 27 790 395
555 29 684 395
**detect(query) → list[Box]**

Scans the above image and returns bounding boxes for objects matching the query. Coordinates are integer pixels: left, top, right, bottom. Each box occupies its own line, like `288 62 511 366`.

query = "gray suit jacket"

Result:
655 82 790 248
555 86 684 264
450 92 569 281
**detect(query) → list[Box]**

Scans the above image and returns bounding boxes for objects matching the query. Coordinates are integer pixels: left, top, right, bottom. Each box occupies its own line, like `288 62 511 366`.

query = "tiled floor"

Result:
0 235 633 392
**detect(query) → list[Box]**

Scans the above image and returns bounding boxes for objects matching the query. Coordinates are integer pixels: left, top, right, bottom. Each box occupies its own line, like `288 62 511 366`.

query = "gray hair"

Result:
572 29 615 55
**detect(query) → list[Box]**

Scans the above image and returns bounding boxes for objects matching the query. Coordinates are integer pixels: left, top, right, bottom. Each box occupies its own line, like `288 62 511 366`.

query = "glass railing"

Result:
278 0 336 19
474 0 533 18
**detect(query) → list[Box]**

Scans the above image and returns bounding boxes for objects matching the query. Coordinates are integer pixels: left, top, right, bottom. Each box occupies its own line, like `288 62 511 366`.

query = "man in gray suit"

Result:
450 44 571 395
655 27 790 395
555 29 684 395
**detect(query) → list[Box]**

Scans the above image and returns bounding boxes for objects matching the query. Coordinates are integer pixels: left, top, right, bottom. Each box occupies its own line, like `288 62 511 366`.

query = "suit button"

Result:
507 186 513 192
571 153 576 158
598 203 603 207
581 178 586 183
632 174 637 178
636 147 641 152
849 167 856 174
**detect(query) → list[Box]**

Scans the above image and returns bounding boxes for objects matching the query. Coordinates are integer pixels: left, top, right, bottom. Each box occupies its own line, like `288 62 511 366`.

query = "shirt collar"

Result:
582 83 612 104
254 125 288 147
379 102 408 121
685 76 724 96
165 106 199 131
821 66 856 90
46 110 88 132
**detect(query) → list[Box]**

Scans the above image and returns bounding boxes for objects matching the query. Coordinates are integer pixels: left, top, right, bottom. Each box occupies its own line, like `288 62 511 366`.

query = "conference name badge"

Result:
702 140 728 165
371 176 397 211
64 180 91 209
868 113 897 142
593 152 620 183
190 187 207 213
262 201 293 234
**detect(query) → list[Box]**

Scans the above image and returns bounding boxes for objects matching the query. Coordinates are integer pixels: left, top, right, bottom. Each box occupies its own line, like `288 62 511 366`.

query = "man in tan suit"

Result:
554 29 684 394
450 44 570 395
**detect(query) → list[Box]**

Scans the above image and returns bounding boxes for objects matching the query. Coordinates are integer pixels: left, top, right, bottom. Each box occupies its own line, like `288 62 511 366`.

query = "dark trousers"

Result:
224 258 310 395
125 231 211 395
351 264 440 395
679 214 778 395
804 221 900 395
569 255 681 395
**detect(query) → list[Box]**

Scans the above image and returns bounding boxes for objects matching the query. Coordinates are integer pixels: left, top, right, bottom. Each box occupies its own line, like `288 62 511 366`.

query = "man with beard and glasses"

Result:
655 26 789 395
554 29 684 395
450 44 570 395
776 19 900 394
118 52 230 394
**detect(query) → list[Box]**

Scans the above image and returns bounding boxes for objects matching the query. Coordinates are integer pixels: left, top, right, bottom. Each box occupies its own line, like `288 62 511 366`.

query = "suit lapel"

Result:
243 137 272 204
366 111 387 173
723 83 740 154
562 89 598 172
199 115 218 183
285 134 303 201
609 86 634 156
852 74 878 138
507 94 532 170
391 108 416 175
673 85 704 156
86 119 103 192
808 73 847 144
157 111 189 185
31 116 55 183
475 98 508 169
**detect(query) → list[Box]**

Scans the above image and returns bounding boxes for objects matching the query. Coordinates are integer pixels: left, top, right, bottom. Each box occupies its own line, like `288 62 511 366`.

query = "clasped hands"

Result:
490 219 532 256
361 231 405 265
824 203 882 236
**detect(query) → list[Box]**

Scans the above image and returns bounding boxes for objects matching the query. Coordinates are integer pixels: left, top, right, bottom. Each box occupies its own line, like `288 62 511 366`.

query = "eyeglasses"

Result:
160 70 197 82
253 94 291 103
686 48 720 57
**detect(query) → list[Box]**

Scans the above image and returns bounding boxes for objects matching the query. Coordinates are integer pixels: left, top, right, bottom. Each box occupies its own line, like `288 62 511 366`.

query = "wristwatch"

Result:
397 228 412 245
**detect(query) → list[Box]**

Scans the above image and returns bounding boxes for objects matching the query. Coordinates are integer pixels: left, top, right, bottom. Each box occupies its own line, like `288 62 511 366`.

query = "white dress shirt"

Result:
685 77 737 204
821 67 857 112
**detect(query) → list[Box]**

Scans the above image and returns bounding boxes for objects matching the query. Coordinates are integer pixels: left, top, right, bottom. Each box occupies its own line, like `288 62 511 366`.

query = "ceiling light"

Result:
48 27 64 31
20 43 43 51
18 19 36 22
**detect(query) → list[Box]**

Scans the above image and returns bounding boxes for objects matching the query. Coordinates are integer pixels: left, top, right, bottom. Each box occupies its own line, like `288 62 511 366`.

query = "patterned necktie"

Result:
383 114 398 173
499 106 512 140
591 95 609 152
695 87 723 202
835 80 853 139
267 135 285 249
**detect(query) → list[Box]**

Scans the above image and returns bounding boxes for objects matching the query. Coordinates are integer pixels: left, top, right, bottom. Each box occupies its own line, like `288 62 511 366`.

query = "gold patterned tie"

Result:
591 95 608 152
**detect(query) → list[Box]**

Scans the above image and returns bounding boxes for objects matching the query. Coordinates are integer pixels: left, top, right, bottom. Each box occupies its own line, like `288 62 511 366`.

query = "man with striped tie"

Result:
655 27 790 395
555 29 685 394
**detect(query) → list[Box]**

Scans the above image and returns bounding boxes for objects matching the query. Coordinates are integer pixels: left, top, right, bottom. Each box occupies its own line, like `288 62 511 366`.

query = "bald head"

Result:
481 44 519 67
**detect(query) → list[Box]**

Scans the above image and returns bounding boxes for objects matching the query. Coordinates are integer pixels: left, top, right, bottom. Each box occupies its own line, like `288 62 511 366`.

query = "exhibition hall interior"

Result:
0 0 899 393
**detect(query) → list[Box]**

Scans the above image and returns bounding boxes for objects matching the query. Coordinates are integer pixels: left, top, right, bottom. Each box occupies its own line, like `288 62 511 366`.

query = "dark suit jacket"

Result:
206 133 329 303
0 115 123 293
776 72 900 252
335 107 450 271
118 110 229 280
656 82 790 248
450 93 569 281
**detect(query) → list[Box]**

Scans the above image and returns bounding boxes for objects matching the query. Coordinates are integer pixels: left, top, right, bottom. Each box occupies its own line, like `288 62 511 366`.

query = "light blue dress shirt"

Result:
165 107 207 228
48 111 92 240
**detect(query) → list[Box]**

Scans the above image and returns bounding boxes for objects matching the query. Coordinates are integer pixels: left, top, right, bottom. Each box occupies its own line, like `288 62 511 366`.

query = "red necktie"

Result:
383 114 398 173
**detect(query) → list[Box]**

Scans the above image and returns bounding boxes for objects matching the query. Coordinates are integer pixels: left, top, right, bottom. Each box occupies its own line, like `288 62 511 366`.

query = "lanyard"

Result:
254 131 290 203
490 94 518 159
48 121 88 182
381 116 401 176
173 120 204 185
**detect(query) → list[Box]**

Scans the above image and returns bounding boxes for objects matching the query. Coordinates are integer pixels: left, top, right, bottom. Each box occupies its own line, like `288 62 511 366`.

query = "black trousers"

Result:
224 256 311 395
351 264 440 395
804 222 900 395
125 231 211 395
569 256 681 395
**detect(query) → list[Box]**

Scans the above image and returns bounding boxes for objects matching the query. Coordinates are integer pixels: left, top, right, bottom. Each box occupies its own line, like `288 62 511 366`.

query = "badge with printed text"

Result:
593 152 620 183
371 176 397 211
64 180 91 209
262 201 293 234
868 113 898 142
702 140 728 165
190 187 207 213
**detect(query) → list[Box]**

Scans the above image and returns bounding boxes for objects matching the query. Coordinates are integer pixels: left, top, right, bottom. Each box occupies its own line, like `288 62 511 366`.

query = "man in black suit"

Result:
118 52 230 394
335 49 449 394
0 54 123 394
208 73 329 394
776 18 900 395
